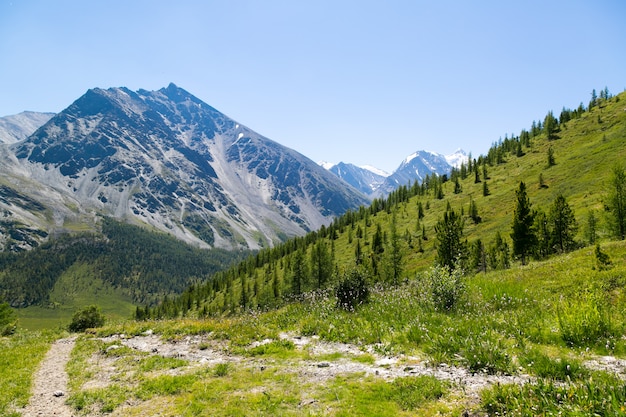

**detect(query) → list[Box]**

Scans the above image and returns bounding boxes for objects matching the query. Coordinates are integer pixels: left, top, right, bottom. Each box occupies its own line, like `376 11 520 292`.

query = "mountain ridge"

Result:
324 149 466 198
0 84 368 251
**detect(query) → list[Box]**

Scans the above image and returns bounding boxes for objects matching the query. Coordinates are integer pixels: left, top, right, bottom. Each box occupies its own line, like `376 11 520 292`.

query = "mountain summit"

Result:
324 149 466 198
1 84 368 251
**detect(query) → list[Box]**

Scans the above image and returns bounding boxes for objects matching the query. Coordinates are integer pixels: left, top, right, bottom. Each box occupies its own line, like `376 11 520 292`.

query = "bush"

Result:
336 267 370 311
0 302 17 336
68 305 105 332
426 265 465 312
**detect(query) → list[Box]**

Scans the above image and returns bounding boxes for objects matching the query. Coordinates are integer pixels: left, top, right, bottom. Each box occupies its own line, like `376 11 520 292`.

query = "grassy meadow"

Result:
48 239 625 416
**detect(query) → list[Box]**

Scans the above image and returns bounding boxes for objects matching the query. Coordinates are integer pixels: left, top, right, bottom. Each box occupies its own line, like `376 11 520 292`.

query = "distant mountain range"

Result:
0 84 368 251
321 149 466 198
0 111 55 144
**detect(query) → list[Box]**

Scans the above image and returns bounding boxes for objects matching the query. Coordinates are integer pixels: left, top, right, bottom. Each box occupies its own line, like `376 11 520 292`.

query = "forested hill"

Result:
0 218 251 309
143 88 626 319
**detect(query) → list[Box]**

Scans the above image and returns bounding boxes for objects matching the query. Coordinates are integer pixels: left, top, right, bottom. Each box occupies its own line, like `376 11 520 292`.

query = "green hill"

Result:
146 89 626 318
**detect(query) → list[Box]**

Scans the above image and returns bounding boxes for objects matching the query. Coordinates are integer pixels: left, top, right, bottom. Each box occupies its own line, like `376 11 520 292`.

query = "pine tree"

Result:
469 196 481 223
547 146 555 167
608 165 626 239
311 240 333 289
544 111 559 140
585 209 597 245
469 239 487 274
511 181 536 265
589 89 598 109
386 211 404 286
534 210 551 259
454 177 462 194
548 194 578 253
291 249 308 295
434 208 465 271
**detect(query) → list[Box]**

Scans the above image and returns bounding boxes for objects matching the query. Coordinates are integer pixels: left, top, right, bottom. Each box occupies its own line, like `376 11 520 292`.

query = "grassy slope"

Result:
4 92 625 416
62 239 625 416
16 262 135 330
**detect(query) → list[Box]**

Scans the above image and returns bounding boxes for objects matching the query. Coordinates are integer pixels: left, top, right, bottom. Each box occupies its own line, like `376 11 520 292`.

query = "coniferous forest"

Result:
0 217 251 308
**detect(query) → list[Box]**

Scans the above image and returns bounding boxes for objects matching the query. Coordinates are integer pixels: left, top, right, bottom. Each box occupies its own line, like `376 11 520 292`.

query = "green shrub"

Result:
426 265 465 312
0 302 17 336
336 267 370 311
68 305 105 332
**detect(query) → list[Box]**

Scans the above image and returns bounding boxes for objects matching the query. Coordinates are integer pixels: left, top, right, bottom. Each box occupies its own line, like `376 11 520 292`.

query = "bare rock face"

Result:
0 84 368 251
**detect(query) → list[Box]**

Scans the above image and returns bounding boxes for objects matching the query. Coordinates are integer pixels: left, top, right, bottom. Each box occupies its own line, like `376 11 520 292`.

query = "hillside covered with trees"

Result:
142 88 626 319
0 218 251 309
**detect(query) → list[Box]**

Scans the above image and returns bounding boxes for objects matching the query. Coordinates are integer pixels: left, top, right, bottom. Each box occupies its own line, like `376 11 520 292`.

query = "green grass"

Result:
481 371 626 416
0 330 58 416
69 239 625 415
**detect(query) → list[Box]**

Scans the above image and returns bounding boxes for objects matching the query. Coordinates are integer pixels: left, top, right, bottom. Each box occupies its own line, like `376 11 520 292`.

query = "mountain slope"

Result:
0 84 368 251
149 89 626 317
0 111 55 144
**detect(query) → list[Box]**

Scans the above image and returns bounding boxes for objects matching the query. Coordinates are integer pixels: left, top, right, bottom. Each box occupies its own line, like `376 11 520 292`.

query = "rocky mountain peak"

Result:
0 85 368 251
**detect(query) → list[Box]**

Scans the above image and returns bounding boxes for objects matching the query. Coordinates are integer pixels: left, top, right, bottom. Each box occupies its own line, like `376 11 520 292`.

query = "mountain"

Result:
324 162 388 197
376 149 466 196
152 89 626 318
0 111 55 144
0 84 368 251
324 149 467 198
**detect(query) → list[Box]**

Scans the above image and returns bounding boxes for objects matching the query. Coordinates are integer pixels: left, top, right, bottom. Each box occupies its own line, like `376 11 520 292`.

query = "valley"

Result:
0 87 625 415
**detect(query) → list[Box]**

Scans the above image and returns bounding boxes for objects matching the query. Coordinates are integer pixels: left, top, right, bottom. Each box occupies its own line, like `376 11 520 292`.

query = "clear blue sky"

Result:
1 1 625 173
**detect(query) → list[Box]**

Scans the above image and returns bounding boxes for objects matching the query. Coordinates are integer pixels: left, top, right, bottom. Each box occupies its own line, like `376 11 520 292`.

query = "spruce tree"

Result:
608 164 626 240
548 194 578 253
434 208 465 271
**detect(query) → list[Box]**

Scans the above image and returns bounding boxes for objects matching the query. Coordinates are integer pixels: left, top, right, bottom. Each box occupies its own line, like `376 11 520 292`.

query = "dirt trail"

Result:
21 337 77 417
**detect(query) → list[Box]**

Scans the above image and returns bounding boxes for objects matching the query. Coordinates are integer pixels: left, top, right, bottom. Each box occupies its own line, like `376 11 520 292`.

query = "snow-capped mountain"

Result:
377 149 466 196
323 162 389 197
324 149 466 198
0 111 55 144
0 84 368 251
444 148 467 169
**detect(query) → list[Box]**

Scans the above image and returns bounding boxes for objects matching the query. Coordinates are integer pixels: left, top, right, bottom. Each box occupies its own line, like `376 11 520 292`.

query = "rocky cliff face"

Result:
0 84 368 251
